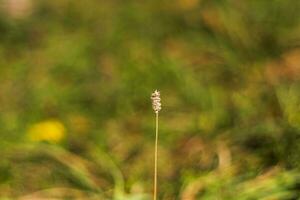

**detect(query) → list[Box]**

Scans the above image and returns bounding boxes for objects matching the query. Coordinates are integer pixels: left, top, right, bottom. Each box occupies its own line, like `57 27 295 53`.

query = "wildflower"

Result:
27 120 66 143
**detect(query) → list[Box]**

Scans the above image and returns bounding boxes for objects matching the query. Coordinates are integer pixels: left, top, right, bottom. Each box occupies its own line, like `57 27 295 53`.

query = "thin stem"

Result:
154 112 159 200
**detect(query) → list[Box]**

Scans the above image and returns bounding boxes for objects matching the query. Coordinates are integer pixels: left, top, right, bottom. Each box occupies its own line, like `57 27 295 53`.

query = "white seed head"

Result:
151 90 161 113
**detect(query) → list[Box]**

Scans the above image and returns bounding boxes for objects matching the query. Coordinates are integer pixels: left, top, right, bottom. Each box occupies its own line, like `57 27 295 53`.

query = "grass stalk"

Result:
154 112 159 200
151 90 161 200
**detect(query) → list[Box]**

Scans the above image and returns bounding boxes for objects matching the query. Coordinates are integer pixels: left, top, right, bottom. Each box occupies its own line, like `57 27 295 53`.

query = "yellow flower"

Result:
27 120 66 143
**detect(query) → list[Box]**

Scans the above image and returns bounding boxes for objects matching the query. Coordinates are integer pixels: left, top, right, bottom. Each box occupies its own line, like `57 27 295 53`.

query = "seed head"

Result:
151 90 161 113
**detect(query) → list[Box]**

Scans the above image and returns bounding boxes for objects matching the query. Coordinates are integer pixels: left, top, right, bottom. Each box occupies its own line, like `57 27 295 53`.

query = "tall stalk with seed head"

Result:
151 90 161 200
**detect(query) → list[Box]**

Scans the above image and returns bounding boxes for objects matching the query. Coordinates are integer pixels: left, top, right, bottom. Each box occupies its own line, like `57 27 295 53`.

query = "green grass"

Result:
1 0 300 199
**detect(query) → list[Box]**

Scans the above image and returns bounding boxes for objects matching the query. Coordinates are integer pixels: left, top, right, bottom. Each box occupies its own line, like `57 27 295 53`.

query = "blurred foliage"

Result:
1 0 300 199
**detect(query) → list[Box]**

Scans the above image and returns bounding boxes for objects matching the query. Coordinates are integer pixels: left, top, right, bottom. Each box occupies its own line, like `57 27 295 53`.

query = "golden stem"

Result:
154 112 158 200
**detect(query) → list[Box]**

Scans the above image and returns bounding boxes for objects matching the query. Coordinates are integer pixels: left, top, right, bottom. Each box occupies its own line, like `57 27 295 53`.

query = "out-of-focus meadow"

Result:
1 0 300 199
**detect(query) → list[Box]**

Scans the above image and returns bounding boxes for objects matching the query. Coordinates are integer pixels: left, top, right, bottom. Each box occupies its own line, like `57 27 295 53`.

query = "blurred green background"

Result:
1 0 300 199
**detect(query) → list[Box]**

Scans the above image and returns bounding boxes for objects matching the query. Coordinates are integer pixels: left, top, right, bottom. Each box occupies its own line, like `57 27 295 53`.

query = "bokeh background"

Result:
1 0 300 199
